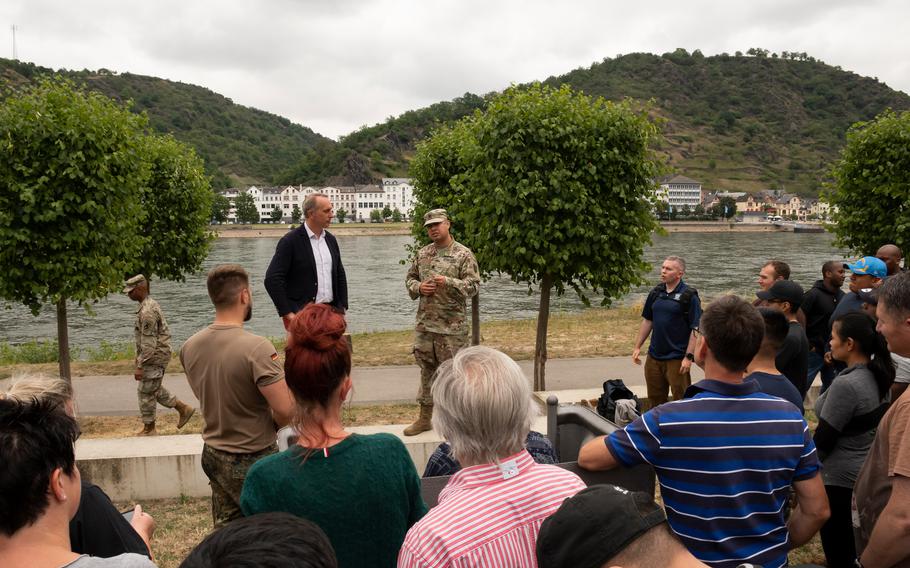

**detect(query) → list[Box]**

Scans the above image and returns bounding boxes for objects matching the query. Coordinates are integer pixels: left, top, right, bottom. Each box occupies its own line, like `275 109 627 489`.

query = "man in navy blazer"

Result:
265 192 348 328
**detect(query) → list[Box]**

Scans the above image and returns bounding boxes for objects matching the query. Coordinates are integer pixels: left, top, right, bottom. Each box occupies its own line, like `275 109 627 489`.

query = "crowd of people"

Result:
1 192 909 568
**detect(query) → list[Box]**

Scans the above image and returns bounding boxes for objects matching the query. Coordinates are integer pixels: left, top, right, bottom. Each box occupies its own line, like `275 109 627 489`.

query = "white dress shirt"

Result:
305 221 334 304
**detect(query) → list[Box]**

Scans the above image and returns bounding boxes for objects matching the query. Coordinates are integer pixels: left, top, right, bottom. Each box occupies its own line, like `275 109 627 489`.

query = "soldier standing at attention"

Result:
404 209 480 436
124 274 195 436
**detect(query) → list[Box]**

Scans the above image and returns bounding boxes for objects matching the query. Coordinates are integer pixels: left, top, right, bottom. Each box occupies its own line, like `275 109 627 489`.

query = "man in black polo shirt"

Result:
800 261 845 391
758 280 810 398
632 256 702 406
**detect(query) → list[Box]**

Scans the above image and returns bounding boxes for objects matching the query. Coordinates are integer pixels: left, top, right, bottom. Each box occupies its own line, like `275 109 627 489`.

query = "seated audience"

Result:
0 398 157 568
853 271 910 567
746 307 805 412
398 346 586 568
423 430 557 477
3 375 155 560
180 512 337 568
578 295 829 568
757 280 811 398
240 303 426 568
814 312 893 567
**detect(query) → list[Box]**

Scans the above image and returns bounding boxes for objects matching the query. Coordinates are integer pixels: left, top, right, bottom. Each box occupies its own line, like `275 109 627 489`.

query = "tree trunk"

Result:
57 297 72 383
471 294 480 346
534 274 553 392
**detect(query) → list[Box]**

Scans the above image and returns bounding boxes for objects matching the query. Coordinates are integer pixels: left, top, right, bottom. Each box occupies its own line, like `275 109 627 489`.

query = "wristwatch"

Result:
685 352 695 362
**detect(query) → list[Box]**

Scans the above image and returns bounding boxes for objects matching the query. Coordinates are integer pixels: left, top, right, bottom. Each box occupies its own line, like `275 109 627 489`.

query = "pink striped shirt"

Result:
398 450 586 568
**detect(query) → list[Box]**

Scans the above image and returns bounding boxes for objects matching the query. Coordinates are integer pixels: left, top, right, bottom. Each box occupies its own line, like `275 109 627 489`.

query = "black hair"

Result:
700 295 765 373
180 512 338 568
0 397 80 536
757 307 790 351
832 312 895 399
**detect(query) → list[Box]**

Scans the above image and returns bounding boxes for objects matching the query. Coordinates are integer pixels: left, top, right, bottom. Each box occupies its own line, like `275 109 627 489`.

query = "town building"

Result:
656 174 703 208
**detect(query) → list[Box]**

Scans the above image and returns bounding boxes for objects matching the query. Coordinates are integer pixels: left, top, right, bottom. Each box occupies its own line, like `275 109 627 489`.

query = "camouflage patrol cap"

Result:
423 209 449 227
123 274 147 293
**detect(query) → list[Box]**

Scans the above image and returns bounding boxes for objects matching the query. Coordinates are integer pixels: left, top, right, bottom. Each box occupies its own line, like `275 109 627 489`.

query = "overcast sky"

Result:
2 0 908 139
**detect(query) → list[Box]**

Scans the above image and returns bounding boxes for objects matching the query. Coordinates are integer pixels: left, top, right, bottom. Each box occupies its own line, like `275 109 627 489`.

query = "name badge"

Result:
498 459 519 480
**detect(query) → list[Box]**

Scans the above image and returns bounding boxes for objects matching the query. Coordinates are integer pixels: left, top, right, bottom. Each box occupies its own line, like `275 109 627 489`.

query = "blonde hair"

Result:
3 374 74 411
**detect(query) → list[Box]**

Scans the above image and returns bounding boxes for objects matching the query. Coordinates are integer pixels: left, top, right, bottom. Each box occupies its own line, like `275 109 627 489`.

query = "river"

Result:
0 232 847 348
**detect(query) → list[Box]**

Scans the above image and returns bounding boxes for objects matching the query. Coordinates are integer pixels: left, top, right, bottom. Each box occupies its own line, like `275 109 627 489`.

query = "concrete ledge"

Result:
77 417 546 501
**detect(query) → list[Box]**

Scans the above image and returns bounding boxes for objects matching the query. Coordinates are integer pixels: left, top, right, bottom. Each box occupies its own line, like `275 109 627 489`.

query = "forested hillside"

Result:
3 50 909 194
0 58 331 188
300 50 910 194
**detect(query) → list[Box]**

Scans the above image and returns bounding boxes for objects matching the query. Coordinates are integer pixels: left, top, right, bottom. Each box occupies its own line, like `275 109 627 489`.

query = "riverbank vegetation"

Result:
0 306 642 378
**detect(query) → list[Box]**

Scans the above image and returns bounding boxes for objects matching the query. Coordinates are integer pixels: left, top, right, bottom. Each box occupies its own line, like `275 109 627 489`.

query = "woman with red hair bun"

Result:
240 304 427 568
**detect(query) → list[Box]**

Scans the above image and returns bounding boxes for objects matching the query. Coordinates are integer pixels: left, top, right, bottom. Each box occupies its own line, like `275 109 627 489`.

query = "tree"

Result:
694 204 706 216
234 191 259 224
711 196 737 219
392 208 403 222
336 208 347 223
381 206 393 220
211 192 231 224
411 83 662 389
370 209 383 223
827 109 910 254
270 205 283 223
0 79 149 381
291 204 302 224
132 134 214 282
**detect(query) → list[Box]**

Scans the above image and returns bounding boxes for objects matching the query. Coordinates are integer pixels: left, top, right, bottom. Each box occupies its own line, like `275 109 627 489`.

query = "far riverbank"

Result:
216 220 817 238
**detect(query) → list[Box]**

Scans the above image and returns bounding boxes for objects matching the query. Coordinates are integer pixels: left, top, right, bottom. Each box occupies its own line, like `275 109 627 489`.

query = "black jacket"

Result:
801 279 844 352
264 225 348 316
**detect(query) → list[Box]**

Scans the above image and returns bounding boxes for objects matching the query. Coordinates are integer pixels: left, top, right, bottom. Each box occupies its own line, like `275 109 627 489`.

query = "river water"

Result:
0 232 848 348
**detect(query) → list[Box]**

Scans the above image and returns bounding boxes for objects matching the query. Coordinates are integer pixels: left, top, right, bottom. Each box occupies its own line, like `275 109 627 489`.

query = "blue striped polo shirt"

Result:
607 379 819 568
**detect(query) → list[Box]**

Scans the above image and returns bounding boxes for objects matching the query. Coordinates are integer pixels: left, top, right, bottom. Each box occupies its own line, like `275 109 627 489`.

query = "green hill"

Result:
0 58 332 188
287 50 910 194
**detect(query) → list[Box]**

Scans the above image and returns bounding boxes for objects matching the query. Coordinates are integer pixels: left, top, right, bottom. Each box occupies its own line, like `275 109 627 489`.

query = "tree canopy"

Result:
826 109 910 255
411 83 663 388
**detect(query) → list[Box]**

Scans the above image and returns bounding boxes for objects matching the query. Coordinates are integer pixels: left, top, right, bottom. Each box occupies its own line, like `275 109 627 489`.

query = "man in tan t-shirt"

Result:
180 264 294 528
853 271 910 567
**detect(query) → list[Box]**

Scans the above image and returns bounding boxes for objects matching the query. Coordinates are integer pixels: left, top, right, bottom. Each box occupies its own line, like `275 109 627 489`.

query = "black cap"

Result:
536 485 667 568
756 279 804 311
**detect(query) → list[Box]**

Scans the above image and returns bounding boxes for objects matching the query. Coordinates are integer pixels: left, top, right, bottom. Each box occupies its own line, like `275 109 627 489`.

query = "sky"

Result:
2 0 908 139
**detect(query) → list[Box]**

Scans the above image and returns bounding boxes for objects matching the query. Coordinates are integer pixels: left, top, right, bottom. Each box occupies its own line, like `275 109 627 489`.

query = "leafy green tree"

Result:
711 196 737 219
827 110 910 255
411 83 662 389
370 209 383 223
694 203 706 216
680 204 692 218
336 208 347 223
234 191 259 224
211 192 232 224
392 208 403 222
132 134 214 281
381 205 393 220
0 79 148 381
291 204 302 224
270 205 283 223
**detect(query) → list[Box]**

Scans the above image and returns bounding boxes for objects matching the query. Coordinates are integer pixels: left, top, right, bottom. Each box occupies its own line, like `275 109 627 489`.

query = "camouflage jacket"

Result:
406 240 480 335
134 297 172 368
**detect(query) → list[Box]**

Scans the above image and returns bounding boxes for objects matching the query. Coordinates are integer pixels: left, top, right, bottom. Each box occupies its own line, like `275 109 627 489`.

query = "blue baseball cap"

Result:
844 257 887 279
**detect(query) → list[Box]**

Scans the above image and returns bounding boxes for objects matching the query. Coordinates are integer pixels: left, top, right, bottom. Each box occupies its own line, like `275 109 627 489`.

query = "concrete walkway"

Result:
1 356 705 416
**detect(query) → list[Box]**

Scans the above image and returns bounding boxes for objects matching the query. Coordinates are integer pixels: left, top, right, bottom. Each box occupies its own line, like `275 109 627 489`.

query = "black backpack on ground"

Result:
596 379 642 423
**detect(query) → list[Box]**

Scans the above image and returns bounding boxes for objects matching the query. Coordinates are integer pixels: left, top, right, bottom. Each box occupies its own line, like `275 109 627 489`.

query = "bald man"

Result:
876 244 903 277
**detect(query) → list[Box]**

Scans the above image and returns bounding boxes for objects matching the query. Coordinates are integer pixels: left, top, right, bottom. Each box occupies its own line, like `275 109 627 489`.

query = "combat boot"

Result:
175 400 196 429
136 421 158 436
403 404 433 436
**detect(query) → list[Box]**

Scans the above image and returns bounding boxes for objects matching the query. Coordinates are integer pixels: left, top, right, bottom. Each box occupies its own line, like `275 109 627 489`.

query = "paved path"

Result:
0 356 704 416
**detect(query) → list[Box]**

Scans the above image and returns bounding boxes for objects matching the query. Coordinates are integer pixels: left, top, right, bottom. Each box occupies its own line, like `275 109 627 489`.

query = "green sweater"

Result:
240 433 428 568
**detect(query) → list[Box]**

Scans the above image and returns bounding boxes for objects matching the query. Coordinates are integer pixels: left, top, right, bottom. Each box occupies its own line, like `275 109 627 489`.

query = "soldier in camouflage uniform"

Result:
404 209 480 436
124 274 195 436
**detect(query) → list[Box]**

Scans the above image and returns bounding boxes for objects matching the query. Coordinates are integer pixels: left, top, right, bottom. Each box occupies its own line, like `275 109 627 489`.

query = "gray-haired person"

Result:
398 346 585 567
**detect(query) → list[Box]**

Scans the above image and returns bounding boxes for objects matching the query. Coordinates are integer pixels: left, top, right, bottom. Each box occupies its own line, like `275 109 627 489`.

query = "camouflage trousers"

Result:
137 366 177 424
413 331 469 406
201 443 278 528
